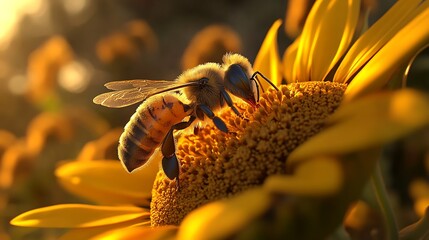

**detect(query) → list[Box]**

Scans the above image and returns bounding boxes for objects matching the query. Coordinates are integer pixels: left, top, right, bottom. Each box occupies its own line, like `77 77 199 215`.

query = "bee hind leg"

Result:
162 155 180 187
161 116 196 181
197 104 228 133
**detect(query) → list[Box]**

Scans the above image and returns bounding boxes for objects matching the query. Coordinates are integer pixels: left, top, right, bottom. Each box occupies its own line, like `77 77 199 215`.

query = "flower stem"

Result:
370 162 399 240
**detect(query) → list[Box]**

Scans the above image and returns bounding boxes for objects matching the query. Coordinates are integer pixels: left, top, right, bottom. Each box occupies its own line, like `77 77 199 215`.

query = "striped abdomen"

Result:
118 94 192 172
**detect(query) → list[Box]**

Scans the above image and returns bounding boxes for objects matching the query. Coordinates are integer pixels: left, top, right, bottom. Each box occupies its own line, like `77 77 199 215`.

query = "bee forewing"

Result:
94 79 201 108
105 79 166 90
93 89 147 108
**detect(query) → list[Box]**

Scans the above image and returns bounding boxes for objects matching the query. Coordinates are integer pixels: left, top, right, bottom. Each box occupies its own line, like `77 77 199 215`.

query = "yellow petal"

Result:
295 0 360 82
344 2 429 102
264 157 342 196
177 188 271 240
289 89 429 163
284 0 310 38
56 158 158 205
91 225 177 240
59 219 149 240
253 19 283 89
282 37 300 83
10 204 149 228
334 0 423 83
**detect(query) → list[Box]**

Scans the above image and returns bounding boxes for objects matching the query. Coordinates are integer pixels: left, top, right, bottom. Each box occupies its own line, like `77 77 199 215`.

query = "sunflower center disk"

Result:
150 81 347 226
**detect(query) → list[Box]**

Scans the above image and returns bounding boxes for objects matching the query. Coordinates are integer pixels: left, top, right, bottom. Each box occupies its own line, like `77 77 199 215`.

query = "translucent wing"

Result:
93 79 199 108
104 80 167 90
93 88 147 108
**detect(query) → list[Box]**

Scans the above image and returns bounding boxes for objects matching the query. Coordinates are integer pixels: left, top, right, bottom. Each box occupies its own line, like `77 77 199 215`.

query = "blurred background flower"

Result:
1 0 429 240
180 24 242 70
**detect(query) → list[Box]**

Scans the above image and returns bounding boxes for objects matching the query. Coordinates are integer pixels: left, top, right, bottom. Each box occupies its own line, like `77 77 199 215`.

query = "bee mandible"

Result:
93 53 278 183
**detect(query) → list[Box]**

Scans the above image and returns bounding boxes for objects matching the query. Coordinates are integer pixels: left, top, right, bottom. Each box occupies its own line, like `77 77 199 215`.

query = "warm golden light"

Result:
58 60 92 93
3 0 429 239
0 0 45 49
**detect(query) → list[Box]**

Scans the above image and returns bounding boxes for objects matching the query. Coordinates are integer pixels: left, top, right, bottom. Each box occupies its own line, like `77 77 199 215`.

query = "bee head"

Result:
222 53 258 107
224 63 258 107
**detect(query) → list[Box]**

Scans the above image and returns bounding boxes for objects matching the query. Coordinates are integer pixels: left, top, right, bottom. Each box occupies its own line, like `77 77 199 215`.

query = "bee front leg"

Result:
161 116 196 185
197 104 228 133
220 89 242 117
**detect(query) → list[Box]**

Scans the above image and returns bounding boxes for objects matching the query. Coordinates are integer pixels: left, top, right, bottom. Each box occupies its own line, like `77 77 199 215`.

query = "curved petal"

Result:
283 37 300 83
10 204 149 228
264 157 342 196
295 0 360 82
253 19 283 89
344 2 429 102
56 157 159 205
177 188 271 240
334 0 423 83
90 225 177 240
284 0 310 38
59 219 150 240
289 89 429 163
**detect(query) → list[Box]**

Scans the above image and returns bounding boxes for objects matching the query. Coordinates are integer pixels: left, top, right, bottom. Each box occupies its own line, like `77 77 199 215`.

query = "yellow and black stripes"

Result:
118 94 192 172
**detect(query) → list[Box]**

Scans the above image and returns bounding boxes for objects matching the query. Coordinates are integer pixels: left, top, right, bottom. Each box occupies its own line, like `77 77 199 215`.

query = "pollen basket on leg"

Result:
150 81 347 226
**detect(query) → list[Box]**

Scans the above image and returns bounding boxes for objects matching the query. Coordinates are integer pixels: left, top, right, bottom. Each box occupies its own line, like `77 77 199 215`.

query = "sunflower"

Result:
11 0 429 239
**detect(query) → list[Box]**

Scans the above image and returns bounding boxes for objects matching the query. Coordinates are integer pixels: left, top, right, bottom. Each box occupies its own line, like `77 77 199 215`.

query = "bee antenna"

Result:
250 77 260 101
251 72 279 91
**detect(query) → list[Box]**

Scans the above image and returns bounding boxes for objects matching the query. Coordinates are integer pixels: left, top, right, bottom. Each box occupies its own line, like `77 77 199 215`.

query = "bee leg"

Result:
251 71 279 91
197 104 228 133
219 93 225 107
162 155 180 186
161 116 196 181
220 89 242 117
195 107 205 121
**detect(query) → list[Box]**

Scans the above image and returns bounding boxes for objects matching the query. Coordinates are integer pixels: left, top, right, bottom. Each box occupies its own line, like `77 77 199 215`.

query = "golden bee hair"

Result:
222 53 253 77
177 62 225 111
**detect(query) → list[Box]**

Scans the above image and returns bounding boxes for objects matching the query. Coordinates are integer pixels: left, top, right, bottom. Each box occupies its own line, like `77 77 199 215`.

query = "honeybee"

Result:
93 53 277 183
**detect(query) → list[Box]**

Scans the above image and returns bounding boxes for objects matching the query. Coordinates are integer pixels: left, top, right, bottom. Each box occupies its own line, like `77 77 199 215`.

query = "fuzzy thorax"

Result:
177 62 225 111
